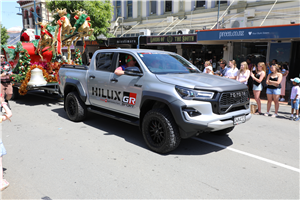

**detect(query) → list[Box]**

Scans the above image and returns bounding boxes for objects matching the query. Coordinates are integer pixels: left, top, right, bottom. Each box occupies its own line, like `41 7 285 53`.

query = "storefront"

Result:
144 34 224 71
197 24 300 74
197 23 300 97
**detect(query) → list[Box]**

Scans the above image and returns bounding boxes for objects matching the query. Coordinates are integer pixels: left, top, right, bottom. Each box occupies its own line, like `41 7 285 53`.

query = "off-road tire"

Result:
212 126 235 136
65 91 87 122
142 108 181 154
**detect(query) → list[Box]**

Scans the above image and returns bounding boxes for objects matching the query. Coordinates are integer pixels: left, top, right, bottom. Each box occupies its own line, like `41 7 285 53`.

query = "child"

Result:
0 96 12 191
290 78 300 121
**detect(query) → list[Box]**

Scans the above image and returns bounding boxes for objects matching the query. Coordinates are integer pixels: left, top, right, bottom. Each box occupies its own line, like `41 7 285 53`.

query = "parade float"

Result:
0 8 93 99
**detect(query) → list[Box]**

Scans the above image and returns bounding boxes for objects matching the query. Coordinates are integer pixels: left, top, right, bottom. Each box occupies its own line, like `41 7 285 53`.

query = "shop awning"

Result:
196 24 300 42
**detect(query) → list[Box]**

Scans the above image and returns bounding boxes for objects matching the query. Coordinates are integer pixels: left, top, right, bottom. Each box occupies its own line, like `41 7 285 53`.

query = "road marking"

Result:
193 137 300 173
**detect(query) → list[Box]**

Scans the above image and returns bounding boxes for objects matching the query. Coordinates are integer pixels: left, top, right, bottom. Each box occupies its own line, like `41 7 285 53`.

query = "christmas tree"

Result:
74 48 83 65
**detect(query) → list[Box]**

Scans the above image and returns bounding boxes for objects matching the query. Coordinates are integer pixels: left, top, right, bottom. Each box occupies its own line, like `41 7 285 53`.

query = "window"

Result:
196 1 205 8
165 1 172 12
217 1 227 5
96 52 114 71
25 10 29 26
116 1 121 17
36 7 41 22
150 0 157 14
127 1 132 18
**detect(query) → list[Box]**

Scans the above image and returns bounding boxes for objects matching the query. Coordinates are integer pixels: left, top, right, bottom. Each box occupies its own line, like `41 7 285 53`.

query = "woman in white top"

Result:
224 60 238 79
236 61 250 84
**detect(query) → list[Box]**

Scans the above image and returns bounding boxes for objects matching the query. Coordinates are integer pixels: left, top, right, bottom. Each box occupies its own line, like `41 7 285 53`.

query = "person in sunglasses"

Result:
0 55 12 109
219 59 228 77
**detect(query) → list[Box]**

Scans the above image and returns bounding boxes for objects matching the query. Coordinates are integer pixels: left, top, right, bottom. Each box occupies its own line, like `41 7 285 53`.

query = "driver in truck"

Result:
114 55 137 76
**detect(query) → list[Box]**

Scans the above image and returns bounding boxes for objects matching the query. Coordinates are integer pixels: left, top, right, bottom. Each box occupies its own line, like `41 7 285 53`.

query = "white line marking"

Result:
192 137 300 173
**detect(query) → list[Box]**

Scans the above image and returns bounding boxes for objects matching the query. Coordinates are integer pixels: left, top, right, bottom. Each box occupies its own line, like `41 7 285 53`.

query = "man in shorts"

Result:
0 55 13 108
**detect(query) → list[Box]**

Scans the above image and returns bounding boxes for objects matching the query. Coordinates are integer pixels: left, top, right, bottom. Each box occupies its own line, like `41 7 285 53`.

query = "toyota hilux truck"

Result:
58 49 251 153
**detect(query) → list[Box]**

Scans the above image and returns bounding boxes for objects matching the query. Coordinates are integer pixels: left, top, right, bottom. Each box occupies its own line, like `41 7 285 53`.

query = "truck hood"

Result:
155 73 248 92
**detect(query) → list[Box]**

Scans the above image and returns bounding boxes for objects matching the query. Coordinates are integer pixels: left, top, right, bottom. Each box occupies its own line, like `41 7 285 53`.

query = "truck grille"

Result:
218 90 249 114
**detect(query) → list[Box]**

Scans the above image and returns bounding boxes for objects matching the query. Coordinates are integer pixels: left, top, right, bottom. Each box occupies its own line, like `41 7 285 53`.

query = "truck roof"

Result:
95 48 173 54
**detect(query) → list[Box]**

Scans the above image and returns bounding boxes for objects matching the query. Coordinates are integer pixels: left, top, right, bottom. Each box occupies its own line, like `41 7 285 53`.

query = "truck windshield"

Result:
137 52 200 74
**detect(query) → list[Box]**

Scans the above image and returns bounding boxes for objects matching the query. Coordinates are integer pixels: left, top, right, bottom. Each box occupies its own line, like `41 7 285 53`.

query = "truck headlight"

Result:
175 86 214 100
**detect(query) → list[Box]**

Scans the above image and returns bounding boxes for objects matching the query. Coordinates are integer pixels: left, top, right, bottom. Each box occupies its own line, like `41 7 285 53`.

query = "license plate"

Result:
233 115 246 125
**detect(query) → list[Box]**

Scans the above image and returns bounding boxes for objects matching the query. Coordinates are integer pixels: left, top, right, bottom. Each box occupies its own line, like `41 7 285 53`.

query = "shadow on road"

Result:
11 90 63 107
52 106 233 156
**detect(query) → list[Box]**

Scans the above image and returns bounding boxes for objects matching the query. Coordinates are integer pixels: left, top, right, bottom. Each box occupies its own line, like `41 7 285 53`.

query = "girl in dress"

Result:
279 64 289 102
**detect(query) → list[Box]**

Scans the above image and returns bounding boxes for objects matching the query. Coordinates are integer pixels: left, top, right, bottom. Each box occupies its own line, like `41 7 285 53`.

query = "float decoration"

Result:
1 8 94 95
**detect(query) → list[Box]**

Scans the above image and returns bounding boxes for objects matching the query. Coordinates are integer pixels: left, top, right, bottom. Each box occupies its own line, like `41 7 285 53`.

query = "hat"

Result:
291 77 300 83
206 66 212 71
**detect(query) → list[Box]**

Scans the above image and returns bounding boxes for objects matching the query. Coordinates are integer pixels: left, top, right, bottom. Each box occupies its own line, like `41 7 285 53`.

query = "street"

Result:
1 91 299 199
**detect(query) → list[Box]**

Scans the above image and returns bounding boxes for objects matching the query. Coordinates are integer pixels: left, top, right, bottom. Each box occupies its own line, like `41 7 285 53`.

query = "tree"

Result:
46 0 114 42
1 24 10 45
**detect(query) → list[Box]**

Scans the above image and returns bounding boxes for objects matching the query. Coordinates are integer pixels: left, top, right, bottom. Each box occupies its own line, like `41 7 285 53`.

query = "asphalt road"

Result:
1 91 299 199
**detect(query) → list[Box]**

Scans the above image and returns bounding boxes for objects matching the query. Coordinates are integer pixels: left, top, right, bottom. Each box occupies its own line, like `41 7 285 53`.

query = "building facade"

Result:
17 0 52 34
107 0 299 67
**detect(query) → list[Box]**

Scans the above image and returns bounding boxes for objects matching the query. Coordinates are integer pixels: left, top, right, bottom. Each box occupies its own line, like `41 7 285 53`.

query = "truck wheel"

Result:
212 127 235 136
142 108 181 154
11 87 20 100
65 92 87 122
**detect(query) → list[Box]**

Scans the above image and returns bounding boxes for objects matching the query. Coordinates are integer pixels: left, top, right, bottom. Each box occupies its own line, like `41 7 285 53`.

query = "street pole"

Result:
34 0 38 34
217 0 220 29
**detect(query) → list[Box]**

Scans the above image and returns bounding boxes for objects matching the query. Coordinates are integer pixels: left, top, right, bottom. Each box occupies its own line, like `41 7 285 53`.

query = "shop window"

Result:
165 1 172 12
96 52 114 71
196 1 205 8
150 0 157 14
116 1 122 17
233 42 267 69
269 43 291 65
127 1 132 18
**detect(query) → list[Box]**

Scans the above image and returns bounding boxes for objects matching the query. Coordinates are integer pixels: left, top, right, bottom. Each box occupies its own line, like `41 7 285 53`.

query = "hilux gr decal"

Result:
92 87 136 108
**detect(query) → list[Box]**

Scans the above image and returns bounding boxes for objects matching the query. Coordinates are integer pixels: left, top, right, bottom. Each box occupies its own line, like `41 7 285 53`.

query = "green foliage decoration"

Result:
74 48 82 65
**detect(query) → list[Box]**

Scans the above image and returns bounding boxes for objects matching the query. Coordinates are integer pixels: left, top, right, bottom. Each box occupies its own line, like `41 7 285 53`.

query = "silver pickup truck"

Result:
58 49 251 153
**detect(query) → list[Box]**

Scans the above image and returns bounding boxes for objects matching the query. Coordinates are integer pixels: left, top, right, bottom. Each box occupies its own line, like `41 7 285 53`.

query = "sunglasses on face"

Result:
0 57 4 58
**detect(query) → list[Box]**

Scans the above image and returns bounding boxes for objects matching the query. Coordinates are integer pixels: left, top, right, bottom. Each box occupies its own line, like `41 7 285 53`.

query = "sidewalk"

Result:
250 97 289 106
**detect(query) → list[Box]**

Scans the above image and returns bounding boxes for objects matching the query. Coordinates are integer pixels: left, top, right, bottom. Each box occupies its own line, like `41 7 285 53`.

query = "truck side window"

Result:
96 52 114 71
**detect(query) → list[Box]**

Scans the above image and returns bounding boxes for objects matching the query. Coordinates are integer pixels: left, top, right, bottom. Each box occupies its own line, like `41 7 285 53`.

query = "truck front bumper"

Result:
169 99 251 139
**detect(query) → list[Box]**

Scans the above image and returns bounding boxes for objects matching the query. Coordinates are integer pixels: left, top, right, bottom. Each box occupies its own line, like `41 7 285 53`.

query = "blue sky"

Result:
1 0 23 29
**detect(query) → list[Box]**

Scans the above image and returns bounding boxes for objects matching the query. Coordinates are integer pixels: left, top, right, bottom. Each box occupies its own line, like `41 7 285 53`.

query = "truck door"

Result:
106 53 143 118
87 52 115 109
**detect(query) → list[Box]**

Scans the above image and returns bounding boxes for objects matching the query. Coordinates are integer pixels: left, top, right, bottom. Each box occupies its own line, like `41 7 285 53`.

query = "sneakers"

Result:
264 112 270 117
295 117 300 121
271 114 278 118
290 116 295 120
279 98 285 102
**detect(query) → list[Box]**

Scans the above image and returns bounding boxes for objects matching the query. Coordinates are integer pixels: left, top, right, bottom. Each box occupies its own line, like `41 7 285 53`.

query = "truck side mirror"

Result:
124 66 143 77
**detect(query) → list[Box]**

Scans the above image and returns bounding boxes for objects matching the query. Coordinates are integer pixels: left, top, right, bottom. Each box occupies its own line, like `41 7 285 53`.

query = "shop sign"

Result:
197 24 300 41
85 41 100 46
108 37 138 45
147 35 197 44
